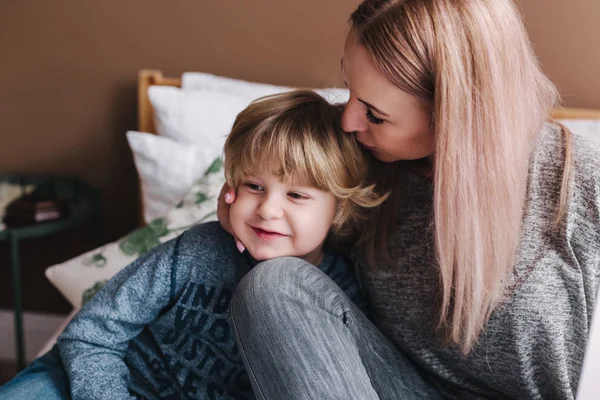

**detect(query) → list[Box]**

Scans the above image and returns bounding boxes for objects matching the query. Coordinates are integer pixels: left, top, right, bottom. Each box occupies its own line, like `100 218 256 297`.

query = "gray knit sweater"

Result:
362 123 600 399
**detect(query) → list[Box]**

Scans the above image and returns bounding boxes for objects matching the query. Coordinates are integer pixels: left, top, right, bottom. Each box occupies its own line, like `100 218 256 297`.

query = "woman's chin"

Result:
372 151 400 162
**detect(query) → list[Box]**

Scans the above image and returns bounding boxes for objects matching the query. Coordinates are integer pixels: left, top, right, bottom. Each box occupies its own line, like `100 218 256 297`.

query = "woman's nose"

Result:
341 98 368 133
256 195 284 220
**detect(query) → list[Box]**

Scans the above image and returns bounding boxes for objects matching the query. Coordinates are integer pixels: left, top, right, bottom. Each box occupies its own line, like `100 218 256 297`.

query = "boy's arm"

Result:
57 235 184 400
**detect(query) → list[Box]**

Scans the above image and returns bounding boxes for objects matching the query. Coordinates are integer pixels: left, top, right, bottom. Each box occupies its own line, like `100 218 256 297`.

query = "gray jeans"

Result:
230 257 442 399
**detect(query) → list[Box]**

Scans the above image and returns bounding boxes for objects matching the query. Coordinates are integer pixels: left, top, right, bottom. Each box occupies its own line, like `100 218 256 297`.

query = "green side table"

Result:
0 176 102 370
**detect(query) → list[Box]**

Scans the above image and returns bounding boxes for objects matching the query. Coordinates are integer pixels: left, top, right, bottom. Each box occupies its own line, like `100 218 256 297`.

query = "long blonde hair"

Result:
351 0 569 353
224 90 388 242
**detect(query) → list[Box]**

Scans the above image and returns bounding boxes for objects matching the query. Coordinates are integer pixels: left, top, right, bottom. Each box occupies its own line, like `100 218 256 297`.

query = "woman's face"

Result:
341 32 435 162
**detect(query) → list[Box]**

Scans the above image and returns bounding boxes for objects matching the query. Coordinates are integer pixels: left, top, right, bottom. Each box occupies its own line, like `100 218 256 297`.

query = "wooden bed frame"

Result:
138 70 182 135
137 69 600 134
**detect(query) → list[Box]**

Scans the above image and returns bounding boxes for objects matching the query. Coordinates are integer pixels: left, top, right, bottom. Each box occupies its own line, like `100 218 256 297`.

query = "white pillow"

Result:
127 131 215 223
181 71 350 104
182 71 293 98
45 158 226 308
148 87 250 148
149 82 350 151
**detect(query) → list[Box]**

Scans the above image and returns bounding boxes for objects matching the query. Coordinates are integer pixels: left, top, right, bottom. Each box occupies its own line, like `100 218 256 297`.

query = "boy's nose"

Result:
257 196 284 220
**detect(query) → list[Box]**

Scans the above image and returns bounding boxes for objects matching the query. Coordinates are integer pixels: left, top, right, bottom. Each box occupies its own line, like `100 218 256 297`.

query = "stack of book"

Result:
2 190 70 227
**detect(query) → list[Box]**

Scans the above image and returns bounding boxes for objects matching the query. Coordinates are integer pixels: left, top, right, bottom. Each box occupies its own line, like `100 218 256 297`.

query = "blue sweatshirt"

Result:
57 222 366 400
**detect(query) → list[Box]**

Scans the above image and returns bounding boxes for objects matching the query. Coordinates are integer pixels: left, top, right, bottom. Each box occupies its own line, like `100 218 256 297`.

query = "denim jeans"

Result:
0 345 70 400
230 257 442 399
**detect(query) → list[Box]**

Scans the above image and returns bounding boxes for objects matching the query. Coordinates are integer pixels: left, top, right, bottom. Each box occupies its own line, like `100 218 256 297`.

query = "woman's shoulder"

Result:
534 121 600 190
520 122 600 298
536 121 600 157
530 123 600 249
568 123 600 198
526 123 600 239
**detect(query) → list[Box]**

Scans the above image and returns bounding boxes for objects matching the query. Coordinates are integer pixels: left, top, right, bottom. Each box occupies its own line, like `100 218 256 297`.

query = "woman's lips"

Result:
251 227 288 240
358 140 376 151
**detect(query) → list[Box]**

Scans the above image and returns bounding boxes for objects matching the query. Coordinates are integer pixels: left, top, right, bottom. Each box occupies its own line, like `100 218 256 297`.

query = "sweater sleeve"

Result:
57 235 184 400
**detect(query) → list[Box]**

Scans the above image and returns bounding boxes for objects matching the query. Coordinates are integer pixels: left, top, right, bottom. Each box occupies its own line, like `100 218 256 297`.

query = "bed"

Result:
37 69 600 359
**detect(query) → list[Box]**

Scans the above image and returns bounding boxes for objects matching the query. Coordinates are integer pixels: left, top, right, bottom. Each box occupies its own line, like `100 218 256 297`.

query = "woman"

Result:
220 0 600 399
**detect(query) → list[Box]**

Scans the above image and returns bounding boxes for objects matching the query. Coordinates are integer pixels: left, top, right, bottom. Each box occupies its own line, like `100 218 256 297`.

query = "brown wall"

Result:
1 0 599 241
516 0 600 109
0 0 359 240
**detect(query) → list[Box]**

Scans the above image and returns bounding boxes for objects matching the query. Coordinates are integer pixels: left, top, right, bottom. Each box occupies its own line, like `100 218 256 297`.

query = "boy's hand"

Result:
218 184 245 253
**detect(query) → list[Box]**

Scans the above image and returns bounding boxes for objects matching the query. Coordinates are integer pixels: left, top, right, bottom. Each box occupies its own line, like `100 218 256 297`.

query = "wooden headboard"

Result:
138 70 182 135
137 69 600 133
551 107 600 119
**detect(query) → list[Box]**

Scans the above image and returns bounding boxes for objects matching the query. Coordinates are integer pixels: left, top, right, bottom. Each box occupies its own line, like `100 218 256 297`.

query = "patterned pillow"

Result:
45 158 225 308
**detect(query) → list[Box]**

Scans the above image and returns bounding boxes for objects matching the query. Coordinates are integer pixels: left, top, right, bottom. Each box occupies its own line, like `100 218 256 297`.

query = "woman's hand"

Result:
217 184 245 252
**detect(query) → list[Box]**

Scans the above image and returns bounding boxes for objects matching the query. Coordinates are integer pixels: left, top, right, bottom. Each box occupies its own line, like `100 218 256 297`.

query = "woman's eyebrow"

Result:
358 99 390 117
340 57 390 117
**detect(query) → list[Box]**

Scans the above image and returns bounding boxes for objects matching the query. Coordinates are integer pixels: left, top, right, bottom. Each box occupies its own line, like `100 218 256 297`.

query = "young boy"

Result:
0 90 386 400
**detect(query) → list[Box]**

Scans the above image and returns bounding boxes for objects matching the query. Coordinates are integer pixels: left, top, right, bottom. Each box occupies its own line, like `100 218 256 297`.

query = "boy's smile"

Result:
229 171 337 265
250 226 290 240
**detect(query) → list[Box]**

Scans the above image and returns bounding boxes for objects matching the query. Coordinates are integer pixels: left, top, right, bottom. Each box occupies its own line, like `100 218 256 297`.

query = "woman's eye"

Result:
244 183 263 191
366 108 384 125
288 192 308 200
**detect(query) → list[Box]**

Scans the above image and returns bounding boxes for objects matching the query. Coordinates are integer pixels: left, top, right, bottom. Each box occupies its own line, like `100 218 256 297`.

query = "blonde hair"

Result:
351 0 570 353
223 90 388 241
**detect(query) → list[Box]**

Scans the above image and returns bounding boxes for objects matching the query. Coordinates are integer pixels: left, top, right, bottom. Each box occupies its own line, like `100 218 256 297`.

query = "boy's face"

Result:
230 171 337 265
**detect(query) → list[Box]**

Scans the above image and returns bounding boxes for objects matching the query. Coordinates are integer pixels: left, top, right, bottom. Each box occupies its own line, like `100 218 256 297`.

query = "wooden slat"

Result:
551 107 600 120
137 69 182 135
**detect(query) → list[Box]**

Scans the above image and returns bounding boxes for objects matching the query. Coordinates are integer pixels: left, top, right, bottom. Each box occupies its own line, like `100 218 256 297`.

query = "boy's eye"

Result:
288 192 309 200
244 183 263 191
366 108 384 125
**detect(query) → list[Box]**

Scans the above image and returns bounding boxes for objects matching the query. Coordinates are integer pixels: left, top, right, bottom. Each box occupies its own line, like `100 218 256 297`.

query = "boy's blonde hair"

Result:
223 90 387 240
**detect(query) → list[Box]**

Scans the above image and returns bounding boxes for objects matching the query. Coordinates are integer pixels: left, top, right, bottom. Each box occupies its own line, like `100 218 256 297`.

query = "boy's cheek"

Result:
229 204 246 238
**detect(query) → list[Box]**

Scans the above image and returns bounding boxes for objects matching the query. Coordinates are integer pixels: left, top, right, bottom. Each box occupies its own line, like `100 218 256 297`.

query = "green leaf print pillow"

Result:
45 158 225 308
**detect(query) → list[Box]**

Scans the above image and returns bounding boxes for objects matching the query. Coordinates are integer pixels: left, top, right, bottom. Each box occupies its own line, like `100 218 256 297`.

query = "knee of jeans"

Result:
231 257 324 316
